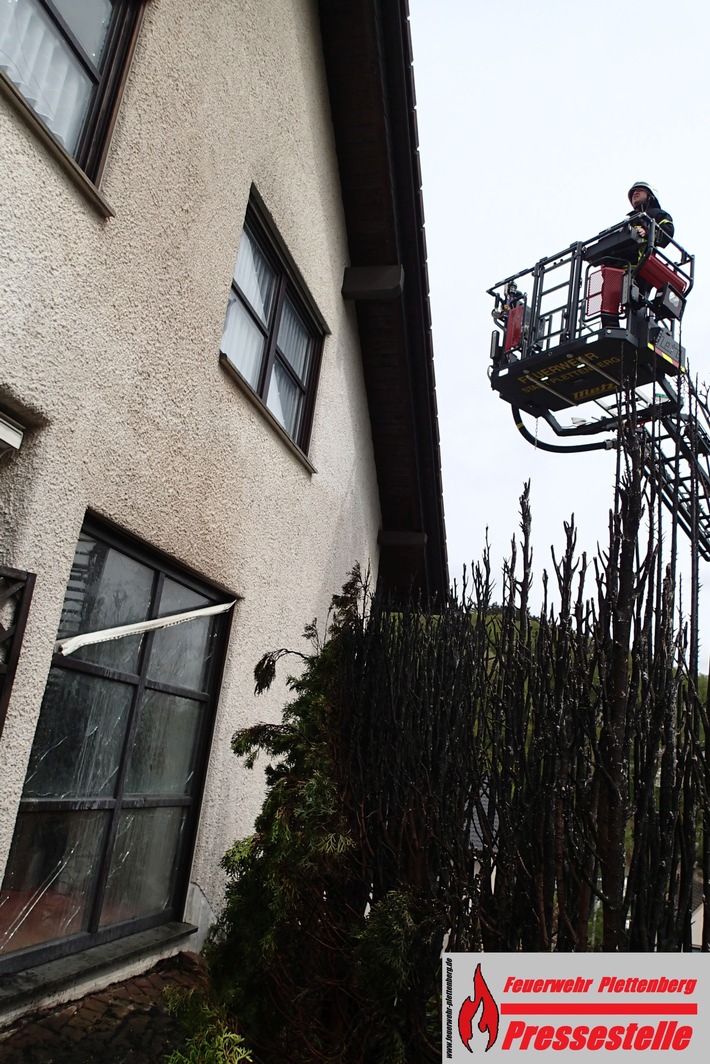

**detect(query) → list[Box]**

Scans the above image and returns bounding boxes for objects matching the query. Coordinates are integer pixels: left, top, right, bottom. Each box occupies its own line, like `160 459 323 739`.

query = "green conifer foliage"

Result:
209 473 710 1062
208 566 471 1063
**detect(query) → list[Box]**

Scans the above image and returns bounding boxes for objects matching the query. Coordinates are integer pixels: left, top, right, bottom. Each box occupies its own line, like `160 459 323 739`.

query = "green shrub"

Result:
163 986 251 1064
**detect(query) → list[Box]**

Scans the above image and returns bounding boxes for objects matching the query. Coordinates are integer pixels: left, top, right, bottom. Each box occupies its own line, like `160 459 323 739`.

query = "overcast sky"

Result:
408 0 710 651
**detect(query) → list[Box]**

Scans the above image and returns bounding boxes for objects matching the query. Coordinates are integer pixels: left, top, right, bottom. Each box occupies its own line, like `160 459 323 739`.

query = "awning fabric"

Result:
54 600 236 657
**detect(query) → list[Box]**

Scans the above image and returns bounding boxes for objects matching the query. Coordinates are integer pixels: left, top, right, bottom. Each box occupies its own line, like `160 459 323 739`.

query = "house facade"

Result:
0 0 446 1017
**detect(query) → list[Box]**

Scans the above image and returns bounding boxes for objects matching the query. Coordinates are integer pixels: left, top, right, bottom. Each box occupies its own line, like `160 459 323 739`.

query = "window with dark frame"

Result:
0 564 36 740
0 518 232 974
219 204 324 454
0 0 144 183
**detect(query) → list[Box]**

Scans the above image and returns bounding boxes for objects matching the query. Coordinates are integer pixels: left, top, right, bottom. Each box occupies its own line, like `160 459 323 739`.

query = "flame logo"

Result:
457 963 499 1053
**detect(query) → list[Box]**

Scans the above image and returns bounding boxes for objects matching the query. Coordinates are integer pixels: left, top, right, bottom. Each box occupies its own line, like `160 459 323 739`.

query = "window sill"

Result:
0 922 197 1020
219 354 317 475
0 70 114 220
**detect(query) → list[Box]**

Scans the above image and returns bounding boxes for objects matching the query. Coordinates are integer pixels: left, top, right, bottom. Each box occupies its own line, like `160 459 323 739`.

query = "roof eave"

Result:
318 0 448 601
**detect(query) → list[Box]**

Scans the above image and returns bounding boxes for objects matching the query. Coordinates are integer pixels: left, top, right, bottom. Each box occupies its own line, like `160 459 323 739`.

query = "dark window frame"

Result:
219 199 326 456
0 516 234 976
0 565 36 740
0 0 146 185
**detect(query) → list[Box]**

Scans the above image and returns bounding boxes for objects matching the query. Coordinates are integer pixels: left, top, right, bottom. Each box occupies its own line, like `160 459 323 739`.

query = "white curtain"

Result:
234 229 276 326
277 297 312 381
0 0 92 152
220 291 265 389
267 360 303 439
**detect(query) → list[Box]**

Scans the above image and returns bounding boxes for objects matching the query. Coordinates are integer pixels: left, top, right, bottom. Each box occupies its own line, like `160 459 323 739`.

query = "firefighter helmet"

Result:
628 181 660 208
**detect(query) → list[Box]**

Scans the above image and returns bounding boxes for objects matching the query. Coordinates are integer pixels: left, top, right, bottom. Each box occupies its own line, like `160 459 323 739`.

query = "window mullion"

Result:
40 0 104 80
84 649 149 932
49 653 141 684
83 698 130 928
232 283 270 341
84 569 164 933
19 796 117 812
143 678 210 702
259 274 288 399
274 349 308 394
120 795 192 809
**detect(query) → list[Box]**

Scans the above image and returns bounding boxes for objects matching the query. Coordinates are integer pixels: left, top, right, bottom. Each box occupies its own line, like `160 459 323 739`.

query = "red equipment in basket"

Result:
586 266 625 318
636 253 689 295
504 303 525 352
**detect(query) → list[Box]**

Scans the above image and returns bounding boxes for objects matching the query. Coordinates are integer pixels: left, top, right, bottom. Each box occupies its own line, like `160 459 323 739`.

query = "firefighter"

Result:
491 281 524 328
627 181 674 247
491 281 525 365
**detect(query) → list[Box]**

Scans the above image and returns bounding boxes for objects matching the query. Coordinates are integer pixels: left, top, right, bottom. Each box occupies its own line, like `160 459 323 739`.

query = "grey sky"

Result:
409 0 710 648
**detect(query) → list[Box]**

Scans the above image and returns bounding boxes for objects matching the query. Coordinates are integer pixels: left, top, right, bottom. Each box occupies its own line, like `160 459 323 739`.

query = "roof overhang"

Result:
319 0 448 600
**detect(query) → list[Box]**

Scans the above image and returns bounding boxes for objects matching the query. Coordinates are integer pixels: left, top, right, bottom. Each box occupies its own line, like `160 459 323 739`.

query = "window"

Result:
0 563 36 740
219 204 325 453
0 0 144 182
0 519 232 973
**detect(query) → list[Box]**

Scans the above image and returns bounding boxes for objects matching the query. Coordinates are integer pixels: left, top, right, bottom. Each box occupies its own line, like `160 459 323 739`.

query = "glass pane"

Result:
0 810 108 955
234 228 276 326
52 0 113 65
125 690 202 796
57 533 154 673
23 669 133 799
267 359 304 440
147 579 216 692
220 292 266 390
99 807 186 927
276 298 313 382
0 0 94 153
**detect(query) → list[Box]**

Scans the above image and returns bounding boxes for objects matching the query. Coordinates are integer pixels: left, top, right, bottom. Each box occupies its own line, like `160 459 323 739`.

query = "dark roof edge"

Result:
318 0 448 600
382 0 448 596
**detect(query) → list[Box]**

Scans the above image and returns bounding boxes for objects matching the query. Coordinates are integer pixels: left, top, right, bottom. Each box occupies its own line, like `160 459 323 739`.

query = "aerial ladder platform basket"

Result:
487 215 710 560
488 213 692 439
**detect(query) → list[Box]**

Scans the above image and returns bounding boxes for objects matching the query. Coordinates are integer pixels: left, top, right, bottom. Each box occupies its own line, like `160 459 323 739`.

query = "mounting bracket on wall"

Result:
0 410 24 456
342 264 404 301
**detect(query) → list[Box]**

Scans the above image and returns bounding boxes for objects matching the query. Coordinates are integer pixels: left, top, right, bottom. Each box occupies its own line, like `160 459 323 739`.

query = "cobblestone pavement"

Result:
0 952 206 1064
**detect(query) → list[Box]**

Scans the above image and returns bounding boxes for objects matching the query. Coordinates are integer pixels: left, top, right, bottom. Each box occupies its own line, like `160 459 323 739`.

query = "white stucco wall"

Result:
0 0 380 942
